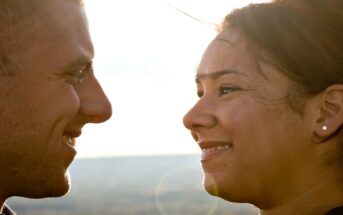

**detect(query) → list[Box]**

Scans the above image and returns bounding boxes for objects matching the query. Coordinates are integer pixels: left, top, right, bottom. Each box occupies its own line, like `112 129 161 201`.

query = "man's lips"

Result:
62 130 81 148
62 136 76 147
61 135 77 164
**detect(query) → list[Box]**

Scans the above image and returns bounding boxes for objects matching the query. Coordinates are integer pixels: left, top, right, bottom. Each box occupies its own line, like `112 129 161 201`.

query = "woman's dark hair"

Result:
222 0 343 95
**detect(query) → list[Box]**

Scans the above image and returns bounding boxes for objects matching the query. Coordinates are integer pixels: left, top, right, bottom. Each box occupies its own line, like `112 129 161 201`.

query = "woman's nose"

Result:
183 99 216 132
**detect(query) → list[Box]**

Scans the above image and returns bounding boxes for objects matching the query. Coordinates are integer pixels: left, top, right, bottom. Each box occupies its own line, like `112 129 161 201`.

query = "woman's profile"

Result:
183 0 343 214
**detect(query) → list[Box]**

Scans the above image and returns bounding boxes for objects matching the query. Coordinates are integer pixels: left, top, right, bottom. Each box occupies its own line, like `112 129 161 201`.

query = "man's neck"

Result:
0 197 5 213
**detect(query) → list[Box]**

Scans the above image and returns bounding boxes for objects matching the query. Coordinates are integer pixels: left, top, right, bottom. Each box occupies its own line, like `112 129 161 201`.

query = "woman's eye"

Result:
219 86 241 96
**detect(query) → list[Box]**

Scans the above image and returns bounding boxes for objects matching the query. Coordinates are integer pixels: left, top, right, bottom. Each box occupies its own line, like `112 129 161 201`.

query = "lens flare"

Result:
155 165 219 215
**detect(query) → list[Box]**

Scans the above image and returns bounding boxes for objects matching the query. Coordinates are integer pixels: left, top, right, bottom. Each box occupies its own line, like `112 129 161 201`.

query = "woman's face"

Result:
183 29 315 205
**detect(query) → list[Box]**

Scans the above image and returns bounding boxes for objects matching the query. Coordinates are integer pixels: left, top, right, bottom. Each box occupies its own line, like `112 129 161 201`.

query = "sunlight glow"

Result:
78 0 271 158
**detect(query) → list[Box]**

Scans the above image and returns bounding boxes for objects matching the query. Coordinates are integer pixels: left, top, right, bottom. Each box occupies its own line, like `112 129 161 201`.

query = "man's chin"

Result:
43 174 71 198
17 174 71 199
23 184 70 199
48 187 70 198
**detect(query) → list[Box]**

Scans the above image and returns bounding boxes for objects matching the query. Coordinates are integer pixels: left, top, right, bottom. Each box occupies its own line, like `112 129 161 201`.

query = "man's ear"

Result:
313 84 343 143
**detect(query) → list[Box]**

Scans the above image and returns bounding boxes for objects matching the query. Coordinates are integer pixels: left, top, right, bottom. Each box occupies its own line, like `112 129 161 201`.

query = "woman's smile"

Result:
198 141 233 161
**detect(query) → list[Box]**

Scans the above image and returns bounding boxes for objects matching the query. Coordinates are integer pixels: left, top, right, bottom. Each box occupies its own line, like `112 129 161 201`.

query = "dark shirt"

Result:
0 205 15 215
326 206 343 215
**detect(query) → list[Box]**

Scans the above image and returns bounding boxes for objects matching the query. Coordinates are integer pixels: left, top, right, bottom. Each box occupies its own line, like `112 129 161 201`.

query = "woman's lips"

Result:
198 141 233 161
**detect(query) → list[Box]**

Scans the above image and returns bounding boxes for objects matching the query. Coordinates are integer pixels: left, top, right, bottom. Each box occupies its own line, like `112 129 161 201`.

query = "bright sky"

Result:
77 0 271 158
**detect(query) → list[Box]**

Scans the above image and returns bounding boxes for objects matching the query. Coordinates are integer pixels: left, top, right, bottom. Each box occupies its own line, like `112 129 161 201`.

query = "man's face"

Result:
0 0 111 198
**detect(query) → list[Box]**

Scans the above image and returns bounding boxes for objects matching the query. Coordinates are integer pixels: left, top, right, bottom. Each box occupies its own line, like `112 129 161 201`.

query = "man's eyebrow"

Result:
60 56 93 71
195 69 244 83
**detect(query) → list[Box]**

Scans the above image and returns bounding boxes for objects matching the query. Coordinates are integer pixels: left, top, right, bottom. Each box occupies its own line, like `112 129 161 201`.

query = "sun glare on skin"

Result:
161 0 272 24
78 0 271 158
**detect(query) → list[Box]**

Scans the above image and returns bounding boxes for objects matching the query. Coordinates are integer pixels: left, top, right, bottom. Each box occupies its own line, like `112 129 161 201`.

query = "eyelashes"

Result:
65 64 93 84
219 86 241 96
197 85 241 98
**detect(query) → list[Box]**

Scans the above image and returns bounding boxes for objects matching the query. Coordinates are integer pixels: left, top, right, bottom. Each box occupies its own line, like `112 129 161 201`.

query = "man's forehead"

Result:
0 0 83 20
0 0 92 73
0 0 83 38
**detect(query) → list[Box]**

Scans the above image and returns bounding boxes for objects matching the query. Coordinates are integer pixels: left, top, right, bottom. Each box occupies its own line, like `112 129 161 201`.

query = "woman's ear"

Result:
313 84 343 143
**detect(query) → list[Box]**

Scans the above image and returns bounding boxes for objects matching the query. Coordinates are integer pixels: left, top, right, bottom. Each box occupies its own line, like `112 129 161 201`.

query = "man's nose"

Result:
183 99 216 132
78 77 112 124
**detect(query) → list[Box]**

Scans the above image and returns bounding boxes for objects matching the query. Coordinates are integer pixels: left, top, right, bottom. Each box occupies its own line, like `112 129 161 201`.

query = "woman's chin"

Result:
203 173 251 203
203 173 221 197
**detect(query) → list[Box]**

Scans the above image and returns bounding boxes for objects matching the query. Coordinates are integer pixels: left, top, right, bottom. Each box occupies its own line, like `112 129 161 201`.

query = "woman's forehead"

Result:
198 31 252 77
197 29 292 89
215 29 241 44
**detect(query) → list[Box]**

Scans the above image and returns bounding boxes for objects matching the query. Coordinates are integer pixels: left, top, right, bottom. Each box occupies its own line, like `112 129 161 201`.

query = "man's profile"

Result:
0 0 112 214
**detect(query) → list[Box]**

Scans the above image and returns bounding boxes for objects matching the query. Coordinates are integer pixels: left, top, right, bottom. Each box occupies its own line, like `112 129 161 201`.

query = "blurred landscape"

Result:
8 155 256 215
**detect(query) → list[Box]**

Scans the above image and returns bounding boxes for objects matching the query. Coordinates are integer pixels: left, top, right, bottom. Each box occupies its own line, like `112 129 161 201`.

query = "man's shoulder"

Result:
325 205 343 215
1 205 16 215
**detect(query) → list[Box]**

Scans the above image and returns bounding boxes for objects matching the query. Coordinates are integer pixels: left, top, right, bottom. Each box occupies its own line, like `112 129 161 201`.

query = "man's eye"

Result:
219 86 241 96
66 65 93 84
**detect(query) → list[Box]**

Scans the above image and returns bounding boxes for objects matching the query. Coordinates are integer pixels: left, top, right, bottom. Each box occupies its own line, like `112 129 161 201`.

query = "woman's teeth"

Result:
202 144 231 153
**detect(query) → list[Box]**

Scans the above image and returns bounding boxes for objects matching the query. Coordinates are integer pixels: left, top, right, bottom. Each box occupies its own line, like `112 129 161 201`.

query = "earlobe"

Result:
321 125 328 131
312 84 343 143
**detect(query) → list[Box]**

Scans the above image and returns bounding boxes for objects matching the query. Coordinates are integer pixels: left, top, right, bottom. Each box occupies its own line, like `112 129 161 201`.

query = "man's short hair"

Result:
0 0 84 77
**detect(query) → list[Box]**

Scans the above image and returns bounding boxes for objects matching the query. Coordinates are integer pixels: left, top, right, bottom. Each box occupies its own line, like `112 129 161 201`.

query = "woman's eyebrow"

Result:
195 69 245 83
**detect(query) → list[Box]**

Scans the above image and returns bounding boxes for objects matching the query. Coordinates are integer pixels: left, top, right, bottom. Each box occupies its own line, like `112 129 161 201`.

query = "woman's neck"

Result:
259 177 343 215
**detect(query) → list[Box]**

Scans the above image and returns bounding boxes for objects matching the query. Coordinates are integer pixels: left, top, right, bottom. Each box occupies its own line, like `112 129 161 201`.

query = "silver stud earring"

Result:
321 125 328 131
